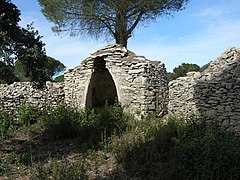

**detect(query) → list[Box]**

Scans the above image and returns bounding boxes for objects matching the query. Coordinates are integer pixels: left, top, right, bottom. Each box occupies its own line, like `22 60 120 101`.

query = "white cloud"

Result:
129 0 240 71
12 0 240 72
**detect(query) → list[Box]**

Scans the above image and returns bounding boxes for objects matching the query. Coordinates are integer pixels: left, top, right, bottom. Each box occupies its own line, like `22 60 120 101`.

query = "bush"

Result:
43 104 128 143
43 106 83 140
115 118 179 179
0 80 6 84
43 106 102 141
177 119 240 179
19 103 41 127
114 117 240 179
0 111 14 138
97 103 128 135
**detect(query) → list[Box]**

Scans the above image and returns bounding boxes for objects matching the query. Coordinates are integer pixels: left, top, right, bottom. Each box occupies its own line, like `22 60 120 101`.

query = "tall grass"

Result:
176 118 240 179
1 104 240 179
112 117 240 179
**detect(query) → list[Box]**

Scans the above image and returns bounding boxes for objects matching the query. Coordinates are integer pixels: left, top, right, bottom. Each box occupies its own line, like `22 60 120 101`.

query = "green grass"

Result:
1 105 240 179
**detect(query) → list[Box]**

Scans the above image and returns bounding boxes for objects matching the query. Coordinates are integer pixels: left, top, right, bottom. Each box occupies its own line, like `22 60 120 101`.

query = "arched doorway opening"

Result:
86 57 118 109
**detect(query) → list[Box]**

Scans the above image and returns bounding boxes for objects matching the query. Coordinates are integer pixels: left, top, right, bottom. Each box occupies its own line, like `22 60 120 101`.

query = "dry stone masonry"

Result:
0 44 168 119
64 44 168 118
168 47 240 133
2 44 240 133
0 82 64 117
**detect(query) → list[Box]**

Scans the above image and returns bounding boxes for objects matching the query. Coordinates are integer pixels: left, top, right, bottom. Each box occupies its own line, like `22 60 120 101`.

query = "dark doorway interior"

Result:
86 57 118 109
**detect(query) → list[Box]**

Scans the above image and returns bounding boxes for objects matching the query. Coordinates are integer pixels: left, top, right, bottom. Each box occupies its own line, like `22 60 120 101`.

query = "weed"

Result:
97 103 128 136
43 103 128 143
0 152 26 177
42 106 82 140
0 110 14 138
112 116 240 179
2 105 240 180
177 118 240 179
30 159 88 180
19 103 41 127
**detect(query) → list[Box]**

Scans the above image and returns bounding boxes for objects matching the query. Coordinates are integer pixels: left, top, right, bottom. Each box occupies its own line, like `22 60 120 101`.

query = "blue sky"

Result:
11 0 240 72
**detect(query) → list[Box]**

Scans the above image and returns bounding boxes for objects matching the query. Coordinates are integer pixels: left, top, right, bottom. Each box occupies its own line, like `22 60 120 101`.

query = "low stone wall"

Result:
0 82 65 117
168 47 240 132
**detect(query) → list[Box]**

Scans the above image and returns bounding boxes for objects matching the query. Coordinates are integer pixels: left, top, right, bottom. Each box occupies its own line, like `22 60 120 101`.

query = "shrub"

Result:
43 106 82 140
114 117 240 179
115 118 179 179
19 103 41 127
177 119 240 179
43 104 128 143
97 103 128 135
0 111 14 138
0 80 6 84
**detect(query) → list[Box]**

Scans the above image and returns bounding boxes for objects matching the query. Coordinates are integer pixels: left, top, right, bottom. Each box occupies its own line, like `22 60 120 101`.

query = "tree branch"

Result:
127 11 143 35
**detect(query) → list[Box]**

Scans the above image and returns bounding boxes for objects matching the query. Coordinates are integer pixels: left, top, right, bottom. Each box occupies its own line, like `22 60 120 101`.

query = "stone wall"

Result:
168 47 240 132
0 82 65 117
2 44 240 132
0 45 168 120
64 44 168 118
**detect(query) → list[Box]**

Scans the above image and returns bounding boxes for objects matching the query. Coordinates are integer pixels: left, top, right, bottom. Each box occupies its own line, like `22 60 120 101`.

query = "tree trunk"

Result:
115 32 128 48
115 11 129 48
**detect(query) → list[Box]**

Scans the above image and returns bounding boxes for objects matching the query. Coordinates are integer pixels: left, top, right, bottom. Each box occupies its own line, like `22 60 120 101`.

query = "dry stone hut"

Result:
64 44 168 118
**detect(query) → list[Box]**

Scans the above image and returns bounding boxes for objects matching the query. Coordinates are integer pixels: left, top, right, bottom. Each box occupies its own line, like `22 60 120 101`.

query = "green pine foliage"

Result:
168 63 200 81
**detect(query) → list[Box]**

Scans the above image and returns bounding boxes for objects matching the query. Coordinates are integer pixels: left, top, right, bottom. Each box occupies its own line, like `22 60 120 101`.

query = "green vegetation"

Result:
0 61 19 84
54 74 64 82
0 0 47 87
38 0 190 47
14 56 66 82
19 103 42 127
168 62 211 81
200 61 211 72
0 0 66 86
0 111 14 138
168 63 200 81
1 104 240 179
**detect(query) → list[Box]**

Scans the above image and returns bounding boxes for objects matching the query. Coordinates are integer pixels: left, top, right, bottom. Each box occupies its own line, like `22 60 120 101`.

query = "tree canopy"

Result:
14 56 66 82
0 0 48 87
0 61 19 84
38 0 190 47
167 63 200 81
45 56 66 78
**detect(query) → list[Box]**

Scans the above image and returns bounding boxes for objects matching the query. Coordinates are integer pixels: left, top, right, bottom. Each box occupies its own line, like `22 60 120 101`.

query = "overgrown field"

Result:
1 104 240 179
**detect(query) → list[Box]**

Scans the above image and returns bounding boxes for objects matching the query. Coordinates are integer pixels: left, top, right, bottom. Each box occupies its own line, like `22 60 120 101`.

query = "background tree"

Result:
0 0 21 65
38 0 190 47
45 56 66 79
0 0 48 87
14 56 66 82
0 61 19 84
199 61 211 72
54 74 64 82
167 63 200 81
14 60 31 82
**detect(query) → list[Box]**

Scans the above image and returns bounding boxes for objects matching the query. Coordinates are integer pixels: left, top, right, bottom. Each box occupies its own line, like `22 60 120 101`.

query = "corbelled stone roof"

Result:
83 44 160 64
